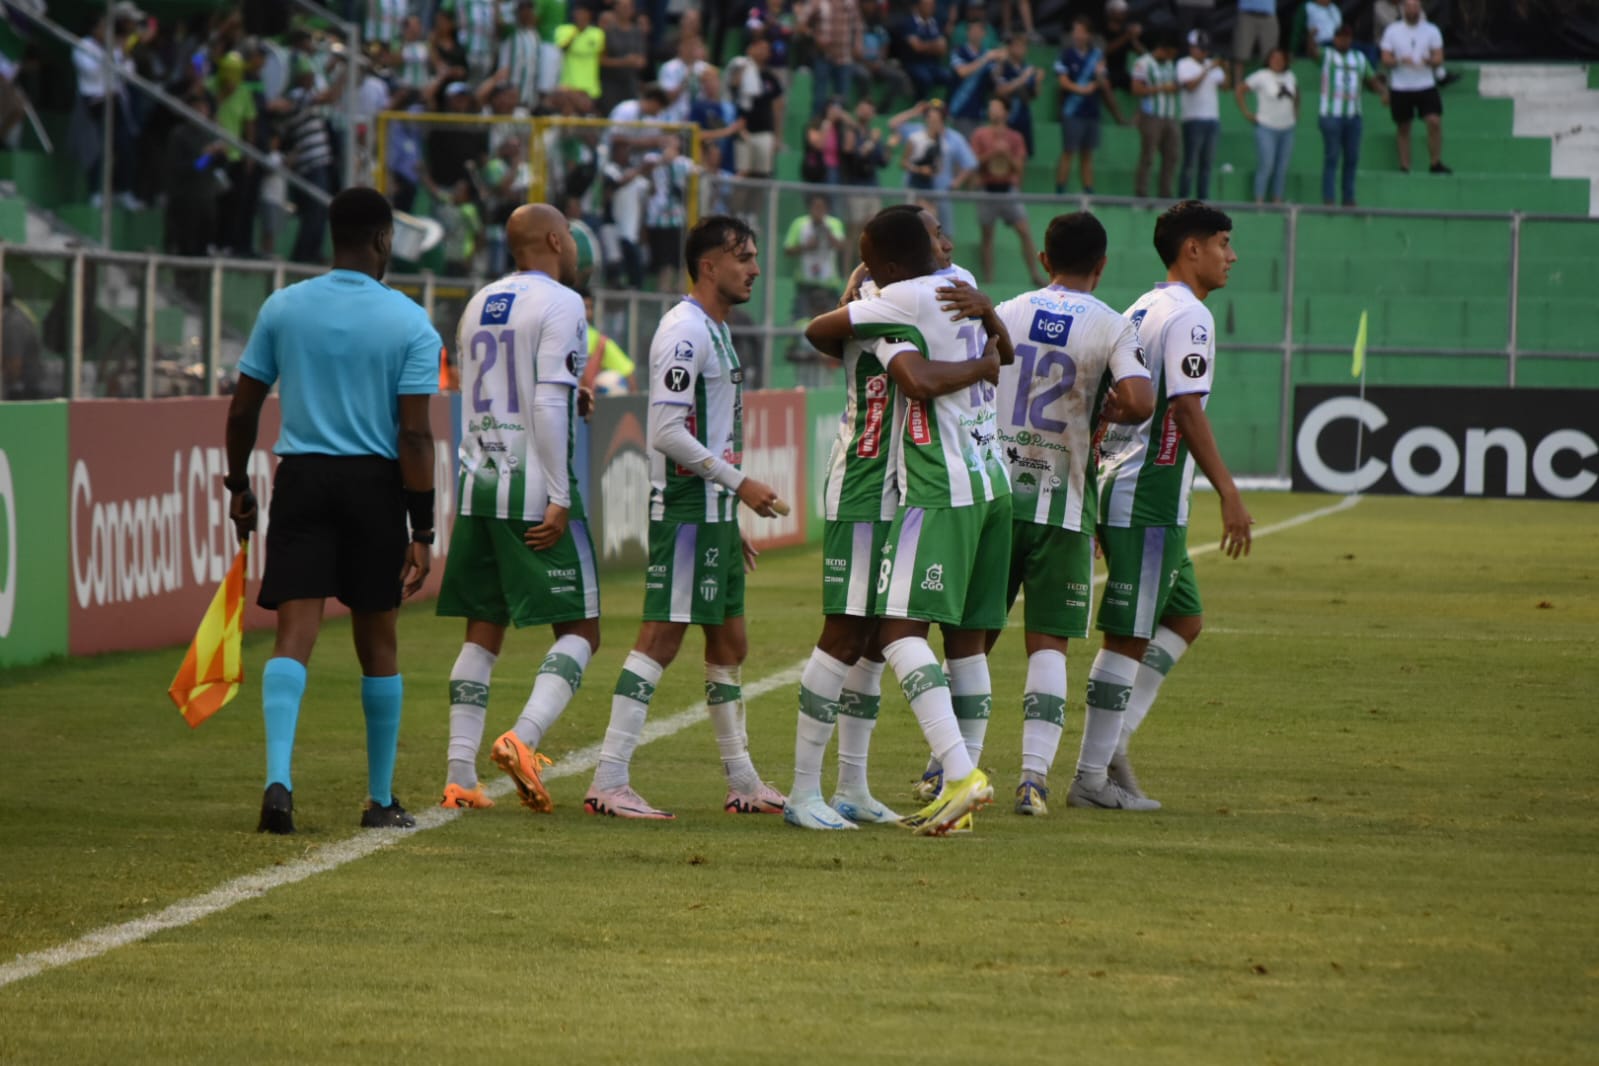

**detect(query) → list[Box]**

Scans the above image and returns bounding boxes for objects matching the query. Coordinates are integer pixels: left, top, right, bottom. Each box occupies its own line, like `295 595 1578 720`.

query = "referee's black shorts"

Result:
258 455 408 613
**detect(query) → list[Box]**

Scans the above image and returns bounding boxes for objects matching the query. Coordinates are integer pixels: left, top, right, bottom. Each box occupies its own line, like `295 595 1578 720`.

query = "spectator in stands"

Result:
422 80 488 205
1054 16 1111 194
948 20 1005 137
970 97 1045 287
278 57 335 264
1 273 44 401
599 0 648 114
658 33 708 124
747 0 795 82
840 99 892 252
784 193 847 318
428 9 469 84
1002 0 1039 43
73 10 142 211
897 0 952 102
1101 0 1145 94
601 140 652 288
1176 28 1227 200
1381 0 1451 174
437 175 483 274
656 5 701 67
211 50 259 255
1237 45 1298 204
802 101 848 186
892 98 973 237
1173 0 1214 36
162 86 225 258
367 0 407 50
1318 22 1386 206
993 32 1045 158
1232 0 1279 87
644 137 695 291
855 0 911 111
498 0 542 112
808 0 863 115
557 3 605 104
1131 31 1180 199
451 0 506 83
728 31 784 180
607 84 670 152
480 133 531 274
688 65 744 180
395 16 431 96
1302 0 1342 60
535 0 566 95
0 42 31 151
385 102 426 212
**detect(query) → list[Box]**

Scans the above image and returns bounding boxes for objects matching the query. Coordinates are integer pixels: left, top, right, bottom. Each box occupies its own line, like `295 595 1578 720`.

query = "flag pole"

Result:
1351 309 1369 493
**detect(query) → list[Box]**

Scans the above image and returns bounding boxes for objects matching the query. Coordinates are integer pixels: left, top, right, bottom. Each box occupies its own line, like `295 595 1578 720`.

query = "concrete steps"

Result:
1478 64 1599 215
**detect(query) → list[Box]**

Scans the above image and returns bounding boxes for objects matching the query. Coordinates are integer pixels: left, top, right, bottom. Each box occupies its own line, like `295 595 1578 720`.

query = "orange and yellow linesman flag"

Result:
168 542 249 728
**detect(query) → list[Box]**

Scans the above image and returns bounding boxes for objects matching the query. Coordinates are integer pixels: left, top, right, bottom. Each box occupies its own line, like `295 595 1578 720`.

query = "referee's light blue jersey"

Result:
238 270 442 459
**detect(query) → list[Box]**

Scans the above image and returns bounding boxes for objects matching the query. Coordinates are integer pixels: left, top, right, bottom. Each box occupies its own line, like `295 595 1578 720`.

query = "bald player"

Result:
435 204 601 814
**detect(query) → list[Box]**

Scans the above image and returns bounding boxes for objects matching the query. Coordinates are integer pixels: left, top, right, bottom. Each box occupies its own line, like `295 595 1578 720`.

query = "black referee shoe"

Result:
360 796 417 829
257 783 295 835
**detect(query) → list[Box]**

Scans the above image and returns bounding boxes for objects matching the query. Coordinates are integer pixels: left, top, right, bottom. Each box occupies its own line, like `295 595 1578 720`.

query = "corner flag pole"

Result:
1351 309 1369 489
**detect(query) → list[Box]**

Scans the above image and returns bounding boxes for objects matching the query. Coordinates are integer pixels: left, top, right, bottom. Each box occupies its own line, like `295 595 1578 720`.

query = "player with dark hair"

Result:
225 186 442 835
584 214 787 820
986 211 1154 816
1069 199 1253 811
803 207 1013 836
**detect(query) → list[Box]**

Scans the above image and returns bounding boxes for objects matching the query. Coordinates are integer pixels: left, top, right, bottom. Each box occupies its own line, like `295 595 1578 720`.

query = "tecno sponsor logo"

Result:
1293 389 1599 500
70 446 274 609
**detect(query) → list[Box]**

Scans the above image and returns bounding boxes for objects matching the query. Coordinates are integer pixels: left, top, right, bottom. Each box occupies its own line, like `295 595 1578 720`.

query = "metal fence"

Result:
3 177 1596 476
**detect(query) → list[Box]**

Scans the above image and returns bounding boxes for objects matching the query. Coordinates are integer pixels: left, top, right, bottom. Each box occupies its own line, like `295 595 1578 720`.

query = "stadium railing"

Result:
4 184 1594 478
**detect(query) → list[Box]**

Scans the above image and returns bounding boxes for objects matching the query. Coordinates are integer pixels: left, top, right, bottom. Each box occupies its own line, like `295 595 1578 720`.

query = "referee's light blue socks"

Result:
361 674 404 807
262 657 308 791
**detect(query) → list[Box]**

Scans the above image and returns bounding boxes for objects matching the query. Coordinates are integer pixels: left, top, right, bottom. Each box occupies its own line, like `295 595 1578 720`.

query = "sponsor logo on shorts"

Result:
824 556 847 570
699 575 719 602
920 563 944 592
548 568 577 579
704 547 720 567
907 400 933 446
1181 353 1208 379
481 293 516 325
1154 409 1182 466
550 586 576 594
1029 310 1075 346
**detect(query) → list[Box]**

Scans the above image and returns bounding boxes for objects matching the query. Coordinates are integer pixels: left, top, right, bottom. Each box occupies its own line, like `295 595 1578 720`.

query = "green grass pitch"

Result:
1 492 1595 1064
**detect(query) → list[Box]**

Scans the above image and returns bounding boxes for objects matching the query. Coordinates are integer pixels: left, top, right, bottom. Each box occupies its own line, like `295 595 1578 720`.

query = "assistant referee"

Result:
224 187 442 835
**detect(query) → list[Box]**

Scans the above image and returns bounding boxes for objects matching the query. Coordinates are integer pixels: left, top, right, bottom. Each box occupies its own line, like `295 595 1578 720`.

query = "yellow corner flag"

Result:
1351 309 1369 378
168 542 249 728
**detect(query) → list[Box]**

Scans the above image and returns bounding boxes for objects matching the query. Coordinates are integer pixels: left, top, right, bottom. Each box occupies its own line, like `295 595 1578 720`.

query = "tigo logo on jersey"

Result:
481 293 516 325
1029 310 1075 346
1181 354 1208 379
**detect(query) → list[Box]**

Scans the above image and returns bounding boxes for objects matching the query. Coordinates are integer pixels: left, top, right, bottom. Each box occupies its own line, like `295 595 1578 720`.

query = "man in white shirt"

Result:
1380 0 1451 174
1175 29 1227 200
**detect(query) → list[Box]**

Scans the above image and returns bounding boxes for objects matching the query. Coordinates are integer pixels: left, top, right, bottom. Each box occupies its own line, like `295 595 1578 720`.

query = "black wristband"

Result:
224 474 250 493
405 489 435 533
410 529 436 545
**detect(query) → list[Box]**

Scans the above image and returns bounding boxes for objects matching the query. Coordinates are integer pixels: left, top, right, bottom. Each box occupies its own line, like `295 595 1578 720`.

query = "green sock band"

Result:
837 689 880 720
449 679 489 708
1142 644 1177 676
899 663 947 704
705 681 741 706
798 685 838 724
952 693 992 721
1022 692 1067 726
1085 678 1132 713
615 669 657 703
539 652 585 692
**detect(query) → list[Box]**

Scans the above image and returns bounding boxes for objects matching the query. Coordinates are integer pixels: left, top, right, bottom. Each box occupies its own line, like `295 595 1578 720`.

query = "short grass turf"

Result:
1 492 1596 1065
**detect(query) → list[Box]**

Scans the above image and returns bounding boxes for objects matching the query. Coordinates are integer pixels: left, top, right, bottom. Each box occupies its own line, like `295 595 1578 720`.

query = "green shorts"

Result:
875 497 1012 630
1095 524 1202 639
1006 522 1094 639
822 519 892 618
642 519 746 625
436 514 600 627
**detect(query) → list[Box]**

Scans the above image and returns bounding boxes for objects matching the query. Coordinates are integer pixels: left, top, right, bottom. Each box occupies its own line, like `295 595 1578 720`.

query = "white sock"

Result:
513 634 592 751
884 637 974 781
792 648 850 799
591 650 662 792
1020 649 1067 776
836 657 885 792
446 642 497 789
1076 649 1140 786
947 653 992 767
707 663 762 793
1119 626 1189 756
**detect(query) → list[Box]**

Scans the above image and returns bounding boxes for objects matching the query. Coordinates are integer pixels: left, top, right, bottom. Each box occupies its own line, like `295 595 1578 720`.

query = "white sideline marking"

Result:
0 661 808 991
1010 494 1361 620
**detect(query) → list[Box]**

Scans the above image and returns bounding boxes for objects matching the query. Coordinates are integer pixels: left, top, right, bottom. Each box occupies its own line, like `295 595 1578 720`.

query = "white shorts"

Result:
735 132 776 176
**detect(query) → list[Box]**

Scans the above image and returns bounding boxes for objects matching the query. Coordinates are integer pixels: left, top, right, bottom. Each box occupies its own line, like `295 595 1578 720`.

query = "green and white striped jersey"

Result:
1319 47 1372 118
1133 54 1178 119
456 271 588 521
824 277 898 522
995 285 1149 531
648 298 745 524
1098 283 1216 529
848 275 1009 510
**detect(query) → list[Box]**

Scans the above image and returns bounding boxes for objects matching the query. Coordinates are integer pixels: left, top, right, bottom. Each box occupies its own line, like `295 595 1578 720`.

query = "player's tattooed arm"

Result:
935 280 1015 365
1170 394 1254 559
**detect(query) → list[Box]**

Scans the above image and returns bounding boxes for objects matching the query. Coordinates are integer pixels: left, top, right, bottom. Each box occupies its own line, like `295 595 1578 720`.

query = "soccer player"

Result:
434 204 599 813
584 215 787 820
803 209 1012 836
987 211 1154 816
786 204 1003 831
1070 199 1254 811
224 187 441 835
